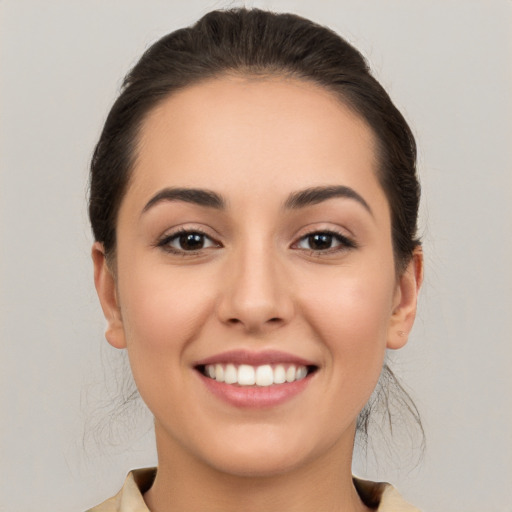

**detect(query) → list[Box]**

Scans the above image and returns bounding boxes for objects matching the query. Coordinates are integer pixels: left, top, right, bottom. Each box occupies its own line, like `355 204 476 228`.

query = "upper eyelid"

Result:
290 218 356 236
158 224 221 241
291 225 355 242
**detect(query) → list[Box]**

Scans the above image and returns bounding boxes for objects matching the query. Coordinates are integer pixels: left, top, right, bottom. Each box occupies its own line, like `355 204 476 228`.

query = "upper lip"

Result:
194 349 317 368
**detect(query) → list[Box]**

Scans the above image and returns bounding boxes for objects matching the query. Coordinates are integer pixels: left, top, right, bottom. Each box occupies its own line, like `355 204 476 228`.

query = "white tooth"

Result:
273 365 286 384
296 366 307 380
224 364 237 384
255 365 274 386
215 364 225 382
285 365 296 383
237 364 255 386
206 365 216 379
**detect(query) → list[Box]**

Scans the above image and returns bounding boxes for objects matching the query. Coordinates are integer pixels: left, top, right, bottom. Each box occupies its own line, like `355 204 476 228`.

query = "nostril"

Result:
225 316 283 329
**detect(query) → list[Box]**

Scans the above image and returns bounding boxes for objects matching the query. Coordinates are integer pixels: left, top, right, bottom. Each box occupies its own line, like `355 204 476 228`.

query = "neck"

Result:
144 422 371 512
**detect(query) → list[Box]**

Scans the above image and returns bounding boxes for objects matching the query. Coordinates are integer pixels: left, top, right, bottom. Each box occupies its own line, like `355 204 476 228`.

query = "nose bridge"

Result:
218 233 292 331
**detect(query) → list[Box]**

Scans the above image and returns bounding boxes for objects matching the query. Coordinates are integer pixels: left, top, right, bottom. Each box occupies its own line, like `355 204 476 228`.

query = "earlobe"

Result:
91 242 127 349
387 247 423 350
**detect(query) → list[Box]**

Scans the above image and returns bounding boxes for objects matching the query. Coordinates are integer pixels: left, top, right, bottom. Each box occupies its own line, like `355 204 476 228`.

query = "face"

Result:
94 76 420 478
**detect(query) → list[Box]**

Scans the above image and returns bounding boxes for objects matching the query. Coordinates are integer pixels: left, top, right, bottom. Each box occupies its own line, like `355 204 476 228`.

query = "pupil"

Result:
180 233 204 250
309 233 332 250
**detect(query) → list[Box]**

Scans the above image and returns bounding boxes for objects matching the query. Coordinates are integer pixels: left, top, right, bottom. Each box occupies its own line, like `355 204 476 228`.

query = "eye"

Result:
295 231 355 252
158 230 219 253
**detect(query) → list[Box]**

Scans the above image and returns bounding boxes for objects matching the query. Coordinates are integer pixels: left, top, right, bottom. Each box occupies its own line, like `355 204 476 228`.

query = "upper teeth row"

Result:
205 364 308 386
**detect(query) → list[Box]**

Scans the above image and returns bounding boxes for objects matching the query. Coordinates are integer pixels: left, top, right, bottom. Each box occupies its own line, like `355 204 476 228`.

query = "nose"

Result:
216 242 294 334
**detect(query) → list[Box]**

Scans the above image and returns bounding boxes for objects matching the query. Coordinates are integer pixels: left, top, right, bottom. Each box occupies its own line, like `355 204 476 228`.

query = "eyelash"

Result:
156 228 357 256
293 230 357 255
156 228 220 255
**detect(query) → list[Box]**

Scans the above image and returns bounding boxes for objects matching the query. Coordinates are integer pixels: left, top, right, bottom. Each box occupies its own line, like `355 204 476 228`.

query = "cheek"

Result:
289 266 397 444
117 262 216 361
298 267 395 376
115 262 220 417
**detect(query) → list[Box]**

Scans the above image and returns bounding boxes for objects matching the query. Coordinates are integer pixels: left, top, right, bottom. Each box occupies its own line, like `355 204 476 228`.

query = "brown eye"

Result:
306 233 334 250
295 231 356 252
178 233 207 250
159 230 219 253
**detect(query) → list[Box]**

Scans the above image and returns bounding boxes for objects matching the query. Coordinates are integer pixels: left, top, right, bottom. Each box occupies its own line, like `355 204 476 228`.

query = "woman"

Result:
88 8 423 511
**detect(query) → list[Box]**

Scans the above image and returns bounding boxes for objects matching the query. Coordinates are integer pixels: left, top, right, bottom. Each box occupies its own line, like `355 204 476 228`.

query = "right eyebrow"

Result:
141 187 226 215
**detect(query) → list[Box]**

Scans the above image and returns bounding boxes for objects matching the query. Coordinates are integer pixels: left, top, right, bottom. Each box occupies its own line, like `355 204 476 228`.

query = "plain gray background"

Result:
1 1 511 510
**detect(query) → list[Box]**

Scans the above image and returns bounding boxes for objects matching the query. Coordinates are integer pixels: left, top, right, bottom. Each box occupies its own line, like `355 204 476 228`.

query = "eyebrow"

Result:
284 185 372 215
142 187 225 214
141 184 372 216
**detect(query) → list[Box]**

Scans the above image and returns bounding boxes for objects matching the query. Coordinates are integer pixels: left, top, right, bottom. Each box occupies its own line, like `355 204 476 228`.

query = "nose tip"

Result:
216 255 294 333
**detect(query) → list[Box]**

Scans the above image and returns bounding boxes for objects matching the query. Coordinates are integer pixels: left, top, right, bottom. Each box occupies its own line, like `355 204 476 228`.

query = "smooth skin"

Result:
93 76 422 512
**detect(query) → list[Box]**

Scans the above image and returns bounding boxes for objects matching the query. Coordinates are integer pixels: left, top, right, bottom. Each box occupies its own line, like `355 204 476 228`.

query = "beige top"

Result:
86 468 420 511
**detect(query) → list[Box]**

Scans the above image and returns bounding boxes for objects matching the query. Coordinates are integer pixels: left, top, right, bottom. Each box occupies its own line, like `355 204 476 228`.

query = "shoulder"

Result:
353 477 421 512
85 468 156 512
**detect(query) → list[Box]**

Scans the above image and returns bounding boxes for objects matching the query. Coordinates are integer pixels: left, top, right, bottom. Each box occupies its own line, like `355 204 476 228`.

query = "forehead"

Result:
128 75 385 210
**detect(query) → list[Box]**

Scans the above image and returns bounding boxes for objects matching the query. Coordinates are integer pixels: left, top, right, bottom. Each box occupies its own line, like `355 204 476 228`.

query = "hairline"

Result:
107 69 408 274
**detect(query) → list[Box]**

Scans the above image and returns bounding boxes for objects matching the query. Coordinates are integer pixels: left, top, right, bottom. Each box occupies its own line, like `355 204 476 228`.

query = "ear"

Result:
387 247 423 350
92 242 127 349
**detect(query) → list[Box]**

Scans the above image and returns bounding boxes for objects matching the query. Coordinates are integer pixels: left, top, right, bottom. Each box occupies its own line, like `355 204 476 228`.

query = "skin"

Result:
93 76 422 512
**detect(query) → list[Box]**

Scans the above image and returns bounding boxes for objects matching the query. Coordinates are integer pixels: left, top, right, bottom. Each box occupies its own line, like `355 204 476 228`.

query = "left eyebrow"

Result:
284 185 373 216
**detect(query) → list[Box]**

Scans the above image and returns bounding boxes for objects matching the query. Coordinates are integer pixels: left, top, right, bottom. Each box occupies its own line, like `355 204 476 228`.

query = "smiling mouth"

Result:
197 363 318 387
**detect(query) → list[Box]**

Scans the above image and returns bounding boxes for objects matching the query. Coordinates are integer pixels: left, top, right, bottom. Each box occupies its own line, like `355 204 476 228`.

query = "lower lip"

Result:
197 372 313 409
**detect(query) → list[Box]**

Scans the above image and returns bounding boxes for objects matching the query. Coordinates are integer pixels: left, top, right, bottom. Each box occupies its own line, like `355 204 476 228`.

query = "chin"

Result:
204 448 310 478
192 425 340 479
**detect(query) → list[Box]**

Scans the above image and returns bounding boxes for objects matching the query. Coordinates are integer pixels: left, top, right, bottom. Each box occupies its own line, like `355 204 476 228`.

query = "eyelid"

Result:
153 223 357 256
291 227 358 253
155 225 223 254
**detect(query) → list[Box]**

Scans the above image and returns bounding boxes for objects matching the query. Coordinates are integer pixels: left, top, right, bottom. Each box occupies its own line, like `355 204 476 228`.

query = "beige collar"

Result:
86 467 420 512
